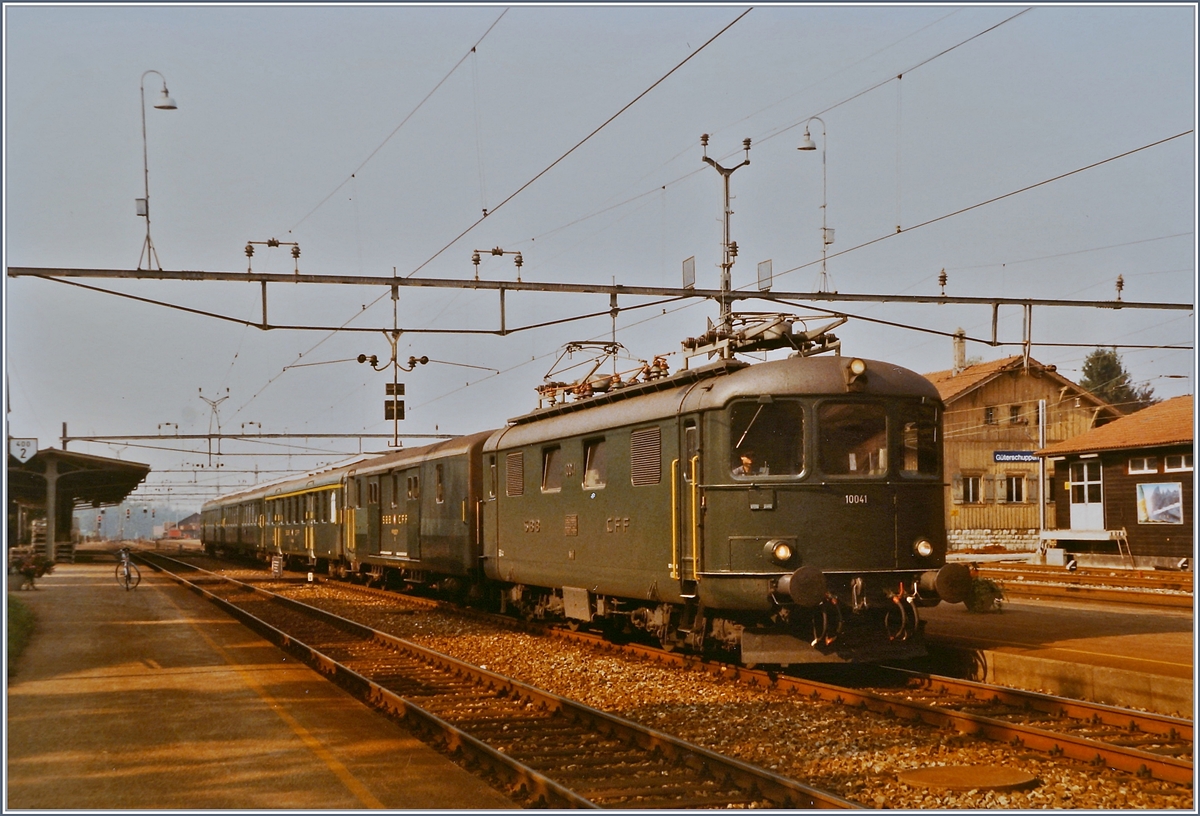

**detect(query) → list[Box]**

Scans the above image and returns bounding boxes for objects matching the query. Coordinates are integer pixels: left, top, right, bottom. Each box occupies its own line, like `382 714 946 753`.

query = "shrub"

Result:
7 594 36 676
965 577 1004 613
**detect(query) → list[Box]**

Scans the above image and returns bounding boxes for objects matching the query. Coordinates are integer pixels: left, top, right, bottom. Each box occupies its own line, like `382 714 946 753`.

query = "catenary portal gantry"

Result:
7 266 1193 342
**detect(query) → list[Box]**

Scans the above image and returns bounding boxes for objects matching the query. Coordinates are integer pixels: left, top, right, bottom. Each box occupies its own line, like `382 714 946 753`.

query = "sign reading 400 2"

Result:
9 438 37 464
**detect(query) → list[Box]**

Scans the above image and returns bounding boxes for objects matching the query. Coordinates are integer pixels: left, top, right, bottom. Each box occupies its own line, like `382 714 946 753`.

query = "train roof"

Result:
488 354 941 451
203 432 496 510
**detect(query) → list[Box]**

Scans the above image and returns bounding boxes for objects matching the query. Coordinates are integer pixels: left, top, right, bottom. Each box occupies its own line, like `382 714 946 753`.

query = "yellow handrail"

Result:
690 455 700 580
670 459 679 579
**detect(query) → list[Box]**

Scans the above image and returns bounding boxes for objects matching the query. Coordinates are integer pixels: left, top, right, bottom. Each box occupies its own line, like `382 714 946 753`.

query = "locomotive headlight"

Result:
843 358 868 391
913 538 934 558
763 539 794 564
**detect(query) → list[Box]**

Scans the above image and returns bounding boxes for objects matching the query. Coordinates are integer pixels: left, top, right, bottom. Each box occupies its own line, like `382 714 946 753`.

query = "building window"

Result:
1129 457 1158 475
1005 474 1025 503
1009 405 1025 425
1164 454 1193 473
964 474 983 504
984 407 996 425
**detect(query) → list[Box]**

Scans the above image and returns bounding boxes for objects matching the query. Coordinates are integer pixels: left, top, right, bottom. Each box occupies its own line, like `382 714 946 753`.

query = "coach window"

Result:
392 474 401 507
488 456 497 498
436 464 445 504
542 447 563 492
330 492 338 522
818 402 887 477
899 403 939 477
582 439 607 489
729 400 804 478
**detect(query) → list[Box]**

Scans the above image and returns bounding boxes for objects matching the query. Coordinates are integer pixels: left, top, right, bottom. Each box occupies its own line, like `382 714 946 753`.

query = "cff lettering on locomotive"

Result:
203 350 971 665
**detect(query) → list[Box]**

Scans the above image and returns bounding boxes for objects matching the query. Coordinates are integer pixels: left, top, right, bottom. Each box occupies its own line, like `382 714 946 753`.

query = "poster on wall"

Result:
1136 482 1184 524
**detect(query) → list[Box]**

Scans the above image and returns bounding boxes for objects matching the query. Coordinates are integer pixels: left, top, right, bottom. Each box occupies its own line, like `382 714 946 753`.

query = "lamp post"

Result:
797 117 832 292
700 134 752 340
359 336 429 448
138 70 177 271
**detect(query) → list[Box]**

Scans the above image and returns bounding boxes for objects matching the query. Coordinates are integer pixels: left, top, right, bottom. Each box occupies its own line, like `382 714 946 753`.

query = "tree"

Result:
1078 348 1156 413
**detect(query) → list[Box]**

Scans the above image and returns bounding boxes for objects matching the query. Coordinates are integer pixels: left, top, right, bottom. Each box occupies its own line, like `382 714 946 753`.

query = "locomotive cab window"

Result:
729 400 804 478
900 403 939 478
542 447 563 492
582 439 607 489
819 402 887 477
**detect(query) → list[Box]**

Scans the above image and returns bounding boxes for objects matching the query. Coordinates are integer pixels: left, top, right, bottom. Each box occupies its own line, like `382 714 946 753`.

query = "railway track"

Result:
136 552 856 809
207 556 1195 788
159 552 1195 791
975 565 1193 608
977 564 1193 592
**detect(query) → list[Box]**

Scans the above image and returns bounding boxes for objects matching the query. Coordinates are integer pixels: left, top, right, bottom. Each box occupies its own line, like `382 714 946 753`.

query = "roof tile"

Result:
1038 395 1194 456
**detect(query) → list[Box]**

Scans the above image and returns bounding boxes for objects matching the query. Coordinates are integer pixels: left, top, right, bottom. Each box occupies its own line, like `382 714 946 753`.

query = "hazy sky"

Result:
4 3 1196 511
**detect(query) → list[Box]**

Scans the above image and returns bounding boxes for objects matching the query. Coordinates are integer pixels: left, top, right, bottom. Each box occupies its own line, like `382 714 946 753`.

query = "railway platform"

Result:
5 559 516 810
918 596 1194 718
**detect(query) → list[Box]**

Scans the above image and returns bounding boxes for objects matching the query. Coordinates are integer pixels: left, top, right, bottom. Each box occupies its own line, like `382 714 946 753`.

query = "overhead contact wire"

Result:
288 8 509 233
405 6 754 278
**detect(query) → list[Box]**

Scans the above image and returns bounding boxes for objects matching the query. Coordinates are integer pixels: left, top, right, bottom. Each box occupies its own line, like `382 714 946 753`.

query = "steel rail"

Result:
297 572 1196 785
138 553 858 809
978 566 1193 593
183 553 1194 786
992 582 1193 609
878 666 1193 743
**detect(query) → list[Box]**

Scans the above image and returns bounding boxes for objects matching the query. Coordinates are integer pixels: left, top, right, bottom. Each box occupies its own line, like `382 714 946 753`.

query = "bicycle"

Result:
115 547 141 591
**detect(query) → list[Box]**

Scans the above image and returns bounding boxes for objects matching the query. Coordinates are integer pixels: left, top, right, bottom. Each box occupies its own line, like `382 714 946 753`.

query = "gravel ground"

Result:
248 576 1193 809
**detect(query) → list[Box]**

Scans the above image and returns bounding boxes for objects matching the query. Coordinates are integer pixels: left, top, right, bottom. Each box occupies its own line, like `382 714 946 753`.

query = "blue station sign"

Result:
994 450 1038 463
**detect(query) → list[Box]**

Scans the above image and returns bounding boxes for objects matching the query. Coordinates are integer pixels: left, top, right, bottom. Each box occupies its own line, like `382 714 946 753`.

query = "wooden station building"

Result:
924 337 1121 553
1037 394 1193 563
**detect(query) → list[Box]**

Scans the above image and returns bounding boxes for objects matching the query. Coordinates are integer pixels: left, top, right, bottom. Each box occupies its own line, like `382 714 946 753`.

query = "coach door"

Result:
365 476 382 555
380 472 402 556
403 468 421 559
304 493 316 562
674 417 702 595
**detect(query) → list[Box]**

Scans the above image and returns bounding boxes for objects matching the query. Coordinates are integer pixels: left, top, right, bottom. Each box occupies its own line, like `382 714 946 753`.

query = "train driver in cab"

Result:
733 450 757 476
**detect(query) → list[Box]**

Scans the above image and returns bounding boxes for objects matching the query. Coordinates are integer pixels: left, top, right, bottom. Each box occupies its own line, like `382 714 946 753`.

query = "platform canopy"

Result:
7 447 150 560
